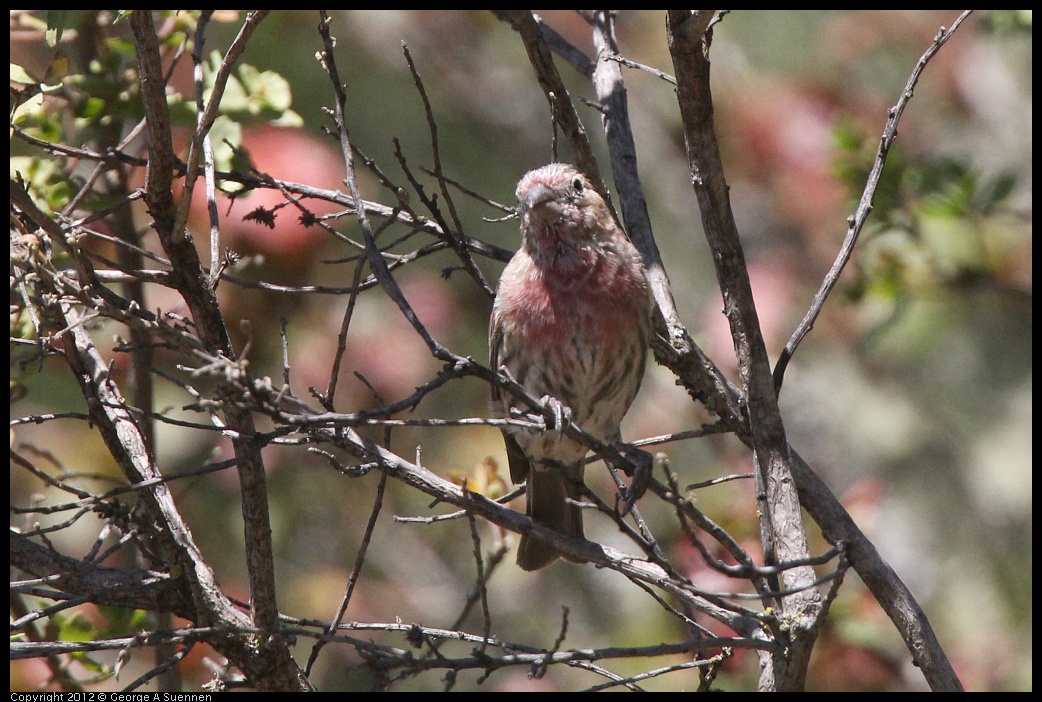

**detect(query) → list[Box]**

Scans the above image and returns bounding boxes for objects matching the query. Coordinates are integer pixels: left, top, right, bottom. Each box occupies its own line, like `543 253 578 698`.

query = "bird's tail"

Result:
516 461 584 571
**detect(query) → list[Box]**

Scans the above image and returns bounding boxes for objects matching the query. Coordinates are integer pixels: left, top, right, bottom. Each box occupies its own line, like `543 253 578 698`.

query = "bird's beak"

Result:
522 184 562 223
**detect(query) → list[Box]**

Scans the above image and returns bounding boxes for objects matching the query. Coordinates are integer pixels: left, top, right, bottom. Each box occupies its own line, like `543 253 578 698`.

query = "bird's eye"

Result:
572 177 584 192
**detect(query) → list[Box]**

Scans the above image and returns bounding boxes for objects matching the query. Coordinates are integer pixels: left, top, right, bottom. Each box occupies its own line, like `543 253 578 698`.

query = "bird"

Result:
490 163 652 570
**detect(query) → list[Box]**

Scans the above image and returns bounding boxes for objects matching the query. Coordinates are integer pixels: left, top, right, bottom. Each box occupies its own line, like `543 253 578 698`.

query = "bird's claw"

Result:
619 445 653 516
539 395 572 435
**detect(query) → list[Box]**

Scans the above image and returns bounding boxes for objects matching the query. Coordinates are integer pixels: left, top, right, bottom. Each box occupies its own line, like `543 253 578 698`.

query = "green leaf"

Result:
55 611 97 642
202 53 302 127
10 62 39 85
207 115 244 176
98 605 150 636
46 10 90 46
45 10 69 45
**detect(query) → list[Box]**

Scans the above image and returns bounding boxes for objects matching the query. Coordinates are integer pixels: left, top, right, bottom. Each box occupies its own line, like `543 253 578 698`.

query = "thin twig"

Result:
401 43 494 296
603 52 677 85
772 10 975 394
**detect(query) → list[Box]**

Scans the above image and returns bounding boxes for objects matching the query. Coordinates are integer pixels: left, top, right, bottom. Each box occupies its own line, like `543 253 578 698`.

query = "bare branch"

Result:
665 11 821 688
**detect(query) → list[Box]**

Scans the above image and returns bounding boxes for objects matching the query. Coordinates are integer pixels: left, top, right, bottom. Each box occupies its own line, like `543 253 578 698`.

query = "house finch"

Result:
490 163 652 570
